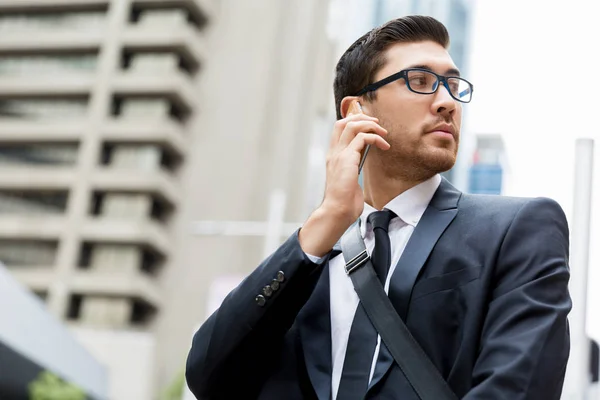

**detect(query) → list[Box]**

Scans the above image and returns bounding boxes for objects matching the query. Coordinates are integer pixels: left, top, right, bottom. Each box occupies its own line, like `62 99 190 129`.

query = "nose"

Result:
430 81 457 118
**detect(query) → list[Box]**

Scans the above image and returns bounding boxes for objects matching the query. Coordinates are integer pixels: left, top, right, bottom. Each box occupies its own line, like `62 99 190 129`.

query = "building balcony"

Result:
102 118 186 159
91 167 179 208
132 0 214 23
0 75 94 97
0 215 64 239
122 21 206 72
0 30 102 53
0 0 109 12
112 70 197 115
0 167 75 190
70 270 161 308
81 217 170 258
0 120 84 142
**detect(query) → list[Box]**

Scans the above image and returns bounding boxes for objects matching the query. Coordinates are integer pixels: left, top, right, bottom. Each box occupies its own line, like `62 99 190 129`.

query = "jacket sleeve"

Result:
185 229 331 399
464 197 572 399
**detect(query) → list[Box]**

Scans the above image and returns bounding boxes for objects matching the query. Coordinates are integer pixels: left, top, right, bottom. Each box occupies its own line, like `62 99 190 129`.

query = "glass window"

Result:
0 143 79 166
0 239 58 266
0 190 68 214
0 54 97 76
0 11 107 32
0 98 88 120
447 0 468 71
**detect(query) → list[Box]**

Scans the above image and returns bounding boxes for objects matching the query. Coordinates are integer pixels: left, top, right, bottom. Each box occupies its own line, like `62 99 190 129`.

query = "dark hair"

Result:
333 15 450 119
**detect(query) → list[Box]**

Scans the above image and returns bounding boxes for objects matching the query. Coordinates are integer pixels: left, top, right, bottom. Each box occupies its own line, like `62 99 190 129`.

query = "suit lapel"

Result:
368 178 461 390
297 248 341 400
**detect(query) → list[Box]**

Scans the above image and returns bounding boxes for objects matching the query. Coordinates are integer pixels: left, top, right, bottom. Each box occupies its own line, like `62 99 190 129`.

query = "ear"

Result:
340 96 361 118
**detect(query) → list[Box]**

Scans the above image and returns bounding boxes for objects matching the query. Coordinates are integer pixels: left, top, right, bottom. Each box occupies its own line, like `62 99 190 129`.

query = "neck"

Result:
362 167 434 210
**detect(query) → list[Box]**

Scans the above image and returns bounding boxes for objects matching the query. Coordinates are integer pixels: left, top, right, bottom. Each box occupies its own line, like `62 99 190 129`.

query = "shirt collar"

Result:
360 174 442 236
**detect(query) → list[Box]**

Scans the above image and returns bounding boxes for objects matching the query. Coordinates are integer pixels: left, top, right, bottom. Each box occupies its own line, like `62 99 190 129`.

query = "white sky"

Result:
468 0 600 341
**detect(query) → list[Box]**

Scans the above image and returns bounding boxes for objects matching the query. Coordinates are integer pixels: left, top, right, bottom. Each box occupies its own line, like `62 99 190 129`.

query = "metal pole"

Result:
563 138 594 399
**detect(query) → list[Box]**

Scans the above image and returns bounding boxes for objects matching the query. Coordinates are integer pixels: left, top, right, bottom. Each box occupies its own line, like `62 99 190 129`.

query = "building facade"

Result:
0 0 212 398
155 0 337 395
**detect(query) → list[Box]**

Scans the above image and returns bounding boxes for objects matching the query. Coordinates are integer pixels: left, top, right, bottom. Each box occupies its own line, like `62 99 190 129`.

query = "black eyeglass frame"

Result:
355 68 474 103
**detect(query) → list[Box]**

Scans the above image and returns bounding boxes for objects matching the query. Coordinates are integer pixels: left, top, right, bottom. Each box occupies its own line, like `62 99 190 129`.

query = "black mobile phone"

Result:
348 100 371 174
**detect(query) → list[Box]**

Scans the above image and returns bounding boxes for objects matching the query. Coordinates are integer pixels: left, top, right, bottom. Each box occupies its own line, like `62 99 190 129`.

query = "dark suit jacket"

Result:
186 179 571 399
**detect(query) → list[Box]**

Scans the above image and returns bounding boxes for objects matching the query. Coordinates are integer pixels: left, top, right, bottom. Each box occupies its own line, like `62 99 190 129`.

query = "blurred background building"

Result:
0 0 211 398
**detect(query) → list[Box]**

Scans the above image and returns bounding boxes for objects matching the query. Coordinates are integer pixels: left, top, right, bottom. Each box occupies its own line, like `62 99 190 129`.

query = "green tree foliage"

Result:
29 371 86 400
162 368 185 400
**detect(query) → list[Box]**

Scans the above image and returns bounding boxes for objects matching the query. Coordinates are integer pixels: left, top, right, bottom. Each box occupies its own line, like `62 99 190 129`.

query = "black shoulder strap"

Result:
341 222 457 400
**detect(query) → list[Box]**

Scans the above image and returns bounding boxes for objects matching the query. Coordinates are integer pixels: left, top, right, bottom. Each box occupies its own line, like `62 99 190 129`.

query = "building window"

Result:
0 190 68 214
100 142 181 172
111 96 189 123
0 53 98 76
0 10 107 32
121 50 199 76
140 248 163 275
0 143 79 166
90 191 174 223
468 164 503 195
438 0 469 72
0 98 88 120
130 299 157 326
468 134 505 195
77 241 164 276
67 294 83 320
0 239 58 266
129 5 208 30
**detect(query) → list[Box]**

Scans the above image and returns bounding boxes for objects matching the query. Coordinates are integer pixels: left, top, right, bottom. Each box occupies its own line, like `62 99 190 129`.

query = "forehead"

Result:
375 40 458 79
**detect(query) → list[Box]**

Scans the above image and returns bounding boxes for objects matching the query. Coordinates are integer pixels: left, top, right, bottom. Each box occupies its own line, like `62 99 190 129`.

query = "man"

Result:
186 15 571 399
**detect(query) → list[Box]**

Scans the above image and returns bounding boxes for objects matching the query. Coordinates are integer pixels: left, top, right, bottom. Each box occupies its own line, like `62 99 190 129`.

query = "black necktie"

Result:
336 210 396 400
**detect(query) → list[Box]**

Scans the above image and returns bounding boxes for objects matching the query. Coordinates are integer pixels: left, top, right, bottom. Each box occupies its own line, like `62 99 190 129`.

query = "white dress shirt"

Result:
306 174 441 399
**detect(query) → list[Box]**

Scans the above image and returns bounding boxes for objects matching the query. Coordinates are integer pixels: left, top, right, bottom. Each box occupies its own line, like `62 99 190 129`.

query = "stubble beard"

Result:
374 122 459 182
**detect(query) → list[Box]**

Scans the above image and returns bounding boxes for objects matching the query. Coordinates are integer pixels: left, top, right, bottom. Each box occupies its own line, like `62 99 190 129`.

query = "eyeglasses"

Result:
356 68 474 103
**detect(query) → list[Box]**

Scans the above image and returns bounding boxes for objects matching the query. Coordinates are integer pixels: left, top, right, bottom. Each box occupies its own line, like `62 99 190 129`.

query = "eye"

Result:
448 81 460 94
406 70 437 92
408 75 428 88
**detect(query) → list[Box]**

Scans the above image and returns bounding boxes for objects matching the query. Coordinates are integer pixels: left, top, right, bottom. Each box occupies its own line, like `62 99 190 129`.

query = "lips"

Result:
427 124 456 139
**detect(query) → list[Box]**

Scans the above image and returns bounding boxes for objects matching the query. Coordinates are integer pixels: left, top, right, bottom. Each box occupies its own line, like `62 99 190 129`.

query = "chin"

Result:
419 149 456 174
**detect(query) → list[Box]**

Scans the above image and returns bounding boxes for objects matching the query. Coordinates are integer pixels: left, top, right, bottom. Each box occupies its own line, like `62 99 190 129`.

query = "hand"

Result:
323 113 390 222
299 113 389 257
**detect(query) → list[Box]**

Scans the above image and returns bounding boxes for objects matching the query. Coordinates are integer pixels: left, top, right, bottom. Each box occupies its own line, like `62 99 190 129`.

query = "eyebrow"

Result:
408 64 461 77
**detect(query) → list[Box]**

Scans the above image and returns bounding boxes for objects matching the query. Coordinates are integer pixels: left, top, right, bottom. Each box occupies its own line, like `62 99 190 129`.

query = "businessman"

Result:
186 15 571 399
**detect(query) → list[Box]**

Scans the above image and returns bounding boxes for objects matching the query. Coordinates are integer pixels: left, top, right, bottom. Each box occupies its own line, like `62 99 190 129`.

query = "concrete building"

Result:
0 0 212 398
156 0 337 395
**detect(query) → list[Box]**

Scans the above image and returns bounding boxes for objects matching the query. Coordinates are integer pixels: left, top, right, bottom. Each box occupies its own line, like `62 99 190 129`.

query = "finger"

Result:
329 114 379 148
348 132 390 154
338 120 388 148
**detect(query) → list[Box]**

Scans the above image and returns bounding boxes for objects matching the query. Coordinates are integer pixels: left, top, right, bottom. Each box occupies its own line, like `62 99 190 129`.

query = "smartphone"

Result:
347 100 371 174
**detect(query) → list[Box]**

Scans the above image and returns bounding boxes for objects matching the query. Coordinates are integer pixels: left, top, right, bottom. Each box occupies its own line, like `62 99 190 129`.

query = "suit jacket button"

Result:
276 271 285 282
255 295 266 307
271 280 280 291
262 285 273 297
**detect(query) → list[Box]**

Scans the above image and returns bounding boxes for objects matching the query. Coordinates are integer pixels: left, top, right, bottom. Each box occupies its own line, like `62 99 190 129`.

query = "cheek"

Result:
385 104 425 131
455 107 463 125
